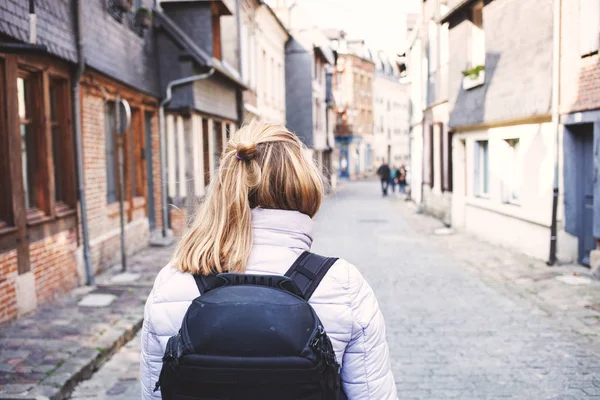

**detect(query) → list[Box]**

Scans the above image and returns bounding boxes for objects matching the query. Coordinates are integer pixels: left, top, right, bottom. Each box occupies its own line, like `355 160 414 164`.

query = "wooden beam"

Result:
5 55 30 274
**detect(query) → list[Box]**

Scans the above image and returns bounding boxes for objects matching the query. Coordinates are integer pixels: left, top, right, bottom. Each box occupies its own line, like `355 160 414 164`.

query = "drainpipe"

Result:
159 69 215 238
29 0 37 44
548 0 562 266
235 0 244 127
72 0 94 285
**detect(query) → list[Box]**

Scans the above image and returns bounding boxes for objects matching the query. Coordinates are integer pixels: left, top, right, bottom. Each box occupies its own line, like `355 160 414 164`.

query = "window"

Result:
469 1 485 68
211 6 222 60
240 23 249 82
474 140 489 196
50 78 73 208
501 138 520 203
0 60 12 230
17 70 50 219
580 0 600 57
213 120 223 172
428 19 438 74
105 103 117 204
271 57 275 104
262 50 267 103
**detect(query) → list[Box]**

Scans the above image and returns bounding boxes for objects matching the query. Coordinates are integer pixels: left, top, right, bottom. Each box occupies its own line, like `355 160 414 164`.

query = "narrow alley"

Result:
71 181 600 400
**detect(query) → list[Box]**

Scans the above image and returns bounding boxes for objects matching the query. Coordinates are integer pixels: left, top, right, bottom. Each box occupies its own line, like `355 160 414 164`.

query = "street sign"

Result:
116 98 131 135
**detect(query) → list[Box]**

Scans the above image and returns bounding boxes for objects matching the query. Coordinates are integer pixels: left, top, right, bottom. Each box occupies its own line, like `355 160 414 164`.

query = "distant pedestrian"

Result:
376 161 391 196
398 164 407 196
389 165 399 194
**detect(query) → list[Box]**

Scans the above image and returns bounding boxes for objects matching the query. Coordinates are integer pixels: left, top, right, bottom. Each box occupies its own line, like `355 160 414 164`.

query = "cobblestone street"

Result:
72 181 600 399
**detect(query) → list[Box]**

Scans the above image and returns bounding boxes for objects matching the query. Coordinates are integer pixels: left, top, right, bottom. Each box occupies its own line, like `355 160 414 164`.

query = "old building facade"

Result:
373 53 410 169
156 0 246 234
559 0 600 270
331 37 375 180
421 0 452 224
444 0 558 261
0 0 163 324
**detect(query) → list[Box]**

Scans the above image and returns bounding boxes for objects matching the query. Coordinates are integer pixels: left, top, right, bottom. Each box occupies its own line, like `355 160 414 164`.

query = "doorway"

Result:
574 124 595 265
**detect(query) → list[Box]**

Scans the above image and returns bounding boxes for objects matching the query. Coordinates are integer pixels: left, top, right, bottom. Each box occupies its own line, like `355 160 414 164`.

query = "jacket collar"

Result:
251 208 313 252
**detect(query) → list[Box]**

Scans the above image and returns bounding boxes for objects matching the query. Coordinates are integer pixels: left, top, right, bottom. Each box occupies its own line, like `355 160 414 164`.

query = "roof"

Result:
440 0 477 23
314 45 335 65
154 10 248 89
160 0 233 15
259 2 290 39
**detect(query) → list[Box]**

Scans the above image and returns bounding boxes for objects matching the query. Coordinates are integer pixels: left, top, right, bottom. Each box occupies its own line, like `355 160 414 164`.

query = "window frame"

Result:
0 53 77 272
474 139 489 197
501 138 521 205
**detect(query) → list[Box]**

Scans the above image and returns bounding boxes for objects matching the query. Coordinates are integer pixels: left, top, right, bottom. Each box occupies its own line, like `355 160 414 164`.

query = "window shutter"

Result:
580 0 600 56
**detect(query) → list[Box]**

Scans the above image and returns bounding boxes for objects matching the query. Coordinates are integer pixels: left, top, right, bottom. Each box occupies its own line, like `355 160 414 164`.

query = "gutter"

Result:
547 0 562 266
72 0 94 284
158 69 215 238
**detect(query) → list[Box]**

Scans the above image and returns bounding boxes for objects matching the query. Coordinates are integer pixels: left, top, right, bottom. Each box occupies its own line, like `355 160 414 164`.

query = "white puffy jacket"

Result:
140 208 397 399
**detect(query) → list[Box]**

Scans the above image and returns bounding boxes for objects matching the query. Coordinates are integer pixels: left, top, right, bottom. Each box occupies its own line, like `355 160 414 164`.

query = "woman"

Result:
140 121 397 399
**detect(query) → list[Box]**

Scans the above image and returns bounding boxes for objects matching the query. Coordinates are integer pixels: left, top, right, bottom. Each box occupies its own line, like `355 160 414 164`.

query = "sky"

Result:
267 0 420 56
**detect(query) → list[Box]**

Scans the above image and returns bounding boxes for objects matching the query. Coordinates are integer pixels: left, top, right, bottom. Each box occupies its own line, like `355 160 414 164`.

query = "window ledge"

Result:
26 214 53 227
107 201 131 218
0 225 17 236
132 196 146 209
462 70 485 90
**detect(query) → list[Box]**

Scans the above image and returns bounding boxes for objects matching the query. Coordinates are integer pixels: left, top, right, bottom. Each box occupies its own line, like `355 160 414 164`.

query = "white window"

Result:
469 1 485 67
501 138 520 204
474 140 489 197
262 50 268 104
240 23 249 83
428 19 438 74
271 57 275 105
249 34 257 89
580 0 600 57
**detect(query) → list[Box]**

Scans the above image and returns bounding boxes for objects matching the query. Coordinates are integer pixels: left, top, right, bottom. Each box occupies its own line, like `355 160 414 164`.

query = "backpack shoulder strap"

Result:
284 252 339 301
192 274 218 295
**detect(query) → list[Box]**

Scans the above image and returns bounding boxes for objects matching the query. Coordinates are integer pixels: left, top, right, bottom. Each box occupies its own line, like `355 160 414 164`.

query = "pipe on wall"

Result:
548 0 562 266
159 69 215 238
72 0 94 285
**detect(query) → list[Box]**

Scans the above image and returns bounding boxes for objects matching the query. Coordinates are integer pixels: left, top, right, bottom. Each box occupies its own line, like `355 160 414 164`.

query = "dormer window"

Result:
210 1 232 60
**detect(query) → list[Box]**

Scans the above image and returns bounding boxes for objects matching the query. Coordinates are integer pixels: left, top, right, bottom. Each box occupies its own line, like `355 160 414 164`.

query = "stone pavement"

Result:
8 180 600 400
312 181 600 399
0 242 174 399
71 333 141 400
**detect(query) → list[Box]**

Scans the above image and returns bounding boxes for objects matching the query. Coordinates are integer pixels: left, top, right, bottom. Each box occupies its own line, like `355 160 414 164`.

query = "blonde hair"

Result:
171 120 324 275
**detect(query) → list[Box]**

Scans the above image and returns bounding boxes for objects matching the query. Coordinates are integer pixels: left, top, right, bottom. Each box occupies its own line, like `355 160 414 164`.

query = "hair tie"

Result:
235 153 243 161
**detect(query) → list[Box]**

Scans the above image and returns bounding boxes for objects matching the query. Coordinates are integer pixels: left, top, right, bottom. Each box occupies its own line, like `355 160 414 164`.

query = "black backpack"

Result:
155 252 346 400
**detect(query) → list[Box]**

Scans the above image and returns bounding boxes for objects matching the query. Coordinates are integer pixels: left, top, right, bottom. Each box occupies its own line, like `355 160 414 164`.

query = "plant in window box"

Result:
135 8 152 29
115 0 134 12
461 65 485 80
462 65 485 90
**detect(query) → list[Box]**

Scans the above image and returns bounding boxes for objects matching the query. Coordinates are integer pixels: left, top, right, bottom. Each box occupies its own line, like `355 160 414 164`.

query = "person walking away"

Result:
140 121 397 400
389 165 399 195
398 164 407 197
376 161 391 196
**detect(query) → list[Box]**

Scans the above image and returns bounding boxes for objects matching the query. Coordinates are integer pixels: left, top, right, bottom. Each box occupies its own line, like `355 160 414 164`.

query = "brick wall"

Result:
0 251 18 324
560 0 600 113
0 228 78 326
80 80 154 274
170 208 187 237
31 230 79 305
